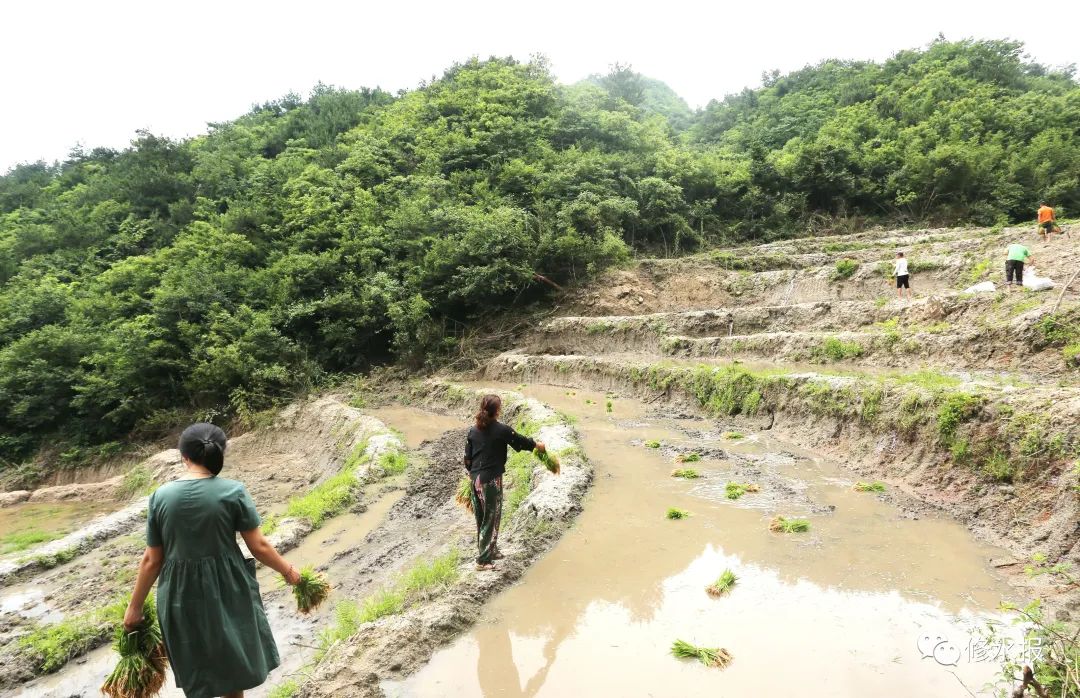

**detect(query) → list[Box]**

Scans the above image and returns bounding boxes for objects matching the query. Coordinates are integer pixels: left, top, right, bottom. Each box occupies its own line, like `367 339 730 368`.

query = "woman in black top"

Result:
464 394 546 570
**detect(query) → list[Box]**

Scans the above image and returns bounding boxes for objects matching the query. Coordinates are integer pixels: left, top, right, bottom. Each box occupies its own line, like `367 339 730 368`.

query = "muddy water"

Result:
370 406 465 449
0 501 117 555
395 384 1017 697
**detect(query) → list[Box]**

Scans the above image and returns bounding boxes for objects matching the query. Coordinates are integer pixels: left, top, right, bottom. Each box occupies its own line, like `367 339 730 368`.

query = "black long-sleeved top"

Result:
464 421 536 484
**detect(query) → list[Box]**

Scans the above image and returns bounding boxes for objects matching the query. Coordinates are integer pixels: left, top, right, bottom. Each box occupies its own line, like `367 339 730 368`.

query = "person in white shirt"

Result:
894 251 911 300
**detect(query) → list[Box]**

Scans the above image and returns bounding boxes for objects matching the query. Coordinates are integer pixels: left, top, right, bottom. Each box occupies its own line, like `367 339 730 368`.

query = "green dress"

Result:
147 477 279 698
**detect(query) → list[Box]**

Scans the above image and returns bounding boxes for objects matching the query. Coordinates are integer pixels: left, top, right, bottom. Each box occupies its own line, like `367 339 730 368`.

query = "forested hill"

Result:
0 39 1077 471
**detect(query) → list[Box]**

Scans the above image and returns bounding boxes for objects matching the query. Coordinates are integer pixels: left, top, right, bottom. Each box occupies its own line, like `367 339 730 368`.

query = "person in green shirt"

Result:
123 423 302 698
1005 243 1033 291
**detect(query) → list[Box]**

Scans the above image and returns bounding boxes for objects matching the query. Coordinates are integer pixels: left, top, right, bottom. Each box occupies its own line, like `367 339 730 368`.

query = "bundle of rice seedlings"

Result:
769 516 810 533
666 507 690 520
722 432 745 440
853 481 886 493
676 453 701 463
671 468 700 479
534 448 560 475
101 598 167 698
671 639 733 669
705 569 737 597
644 440 661 449
454 476 474 513
605 400 613 412
293 566 331 614
725 482 760 500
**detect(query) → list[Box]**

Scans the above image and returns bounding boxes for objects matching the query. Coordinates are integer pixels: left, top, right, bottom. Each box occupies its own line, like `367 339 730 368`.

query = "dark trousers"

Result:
469 475 503 564
1005 259 1024 285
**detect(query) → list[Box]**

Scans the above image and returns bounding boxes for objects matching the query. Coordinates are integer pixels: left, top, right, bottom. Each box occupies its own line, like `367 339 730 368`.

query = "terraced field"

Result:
2 224 1078 697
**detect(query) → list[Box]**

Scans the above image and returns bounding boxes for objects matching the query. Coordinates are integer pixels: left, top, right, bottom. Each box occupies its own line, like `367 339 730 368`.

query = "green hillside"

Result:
0 39 1076 471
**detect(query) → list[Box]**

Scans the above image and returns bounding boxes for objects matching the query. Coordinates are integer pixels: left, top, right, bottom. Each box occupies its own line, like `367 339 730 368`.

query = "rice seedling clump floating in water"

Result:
671 639 733 668
666 507 691 520
769 515 810 533
705 569 737 597
671 468 700 479
725 482 760 499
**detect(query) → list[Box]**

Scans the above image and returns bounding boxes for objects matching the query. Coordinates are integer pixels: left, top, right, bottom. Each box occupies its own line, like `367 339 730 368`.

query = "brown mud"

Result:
395 384 1021 697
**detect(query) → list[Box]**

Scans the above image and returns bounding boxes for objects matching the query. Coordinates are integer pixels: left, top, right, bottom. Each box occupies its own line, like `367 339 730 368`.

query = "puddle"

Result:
370 406 465 449
0 501 118 557
393 383 1018 697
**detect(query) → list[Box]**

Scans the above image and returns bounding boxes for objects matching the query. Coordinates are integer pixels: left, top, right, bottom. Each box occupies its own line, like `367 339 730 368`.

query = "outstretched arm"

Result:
123 546 164 630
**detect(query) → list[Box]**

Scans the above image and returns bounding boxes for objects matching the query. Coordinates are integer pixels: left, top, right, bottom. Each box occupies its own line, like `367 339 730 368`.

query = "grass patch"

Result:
961 258 992 287
285 468 358 528
705 569 737 597
24 545 79 569
400 549 461 599
852 481 886 493
19 597 127 673
378 450 409 475
1065 344 1080 369
813 337 863 362
666 507 691 520
671 468 700 479
671 639 733 669
117 464 156 499
936 393 982 445
268 680 300 698
284 438 374 528
315 549 460 662
0 529 64 555
769 516 810 533
831 258 859 281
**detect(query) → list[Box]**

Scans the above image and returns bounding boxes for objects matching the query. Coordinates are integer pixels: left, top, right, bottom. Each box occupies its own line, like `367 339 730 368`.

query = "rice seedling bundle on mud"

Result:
666 507 691 520
455 476 474 513
676 453 701 463
293 566 331 614
671 639 733 669
706 569 737 597
534 448 560 474
671 468 700 479
853 481 886 493
724 482 760 500
101 598 167 698
769 515 810 533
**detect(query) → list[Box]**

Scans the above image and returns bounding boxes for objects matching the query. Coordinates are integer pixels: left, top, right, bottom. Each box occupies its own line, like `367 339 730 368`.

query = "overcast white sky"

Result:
1 0 1077 172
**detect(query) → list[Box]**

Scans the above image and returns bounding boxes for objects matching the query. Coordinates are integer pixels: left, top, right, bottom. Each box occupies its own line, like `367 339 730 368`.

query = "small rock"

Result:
1055 609 1072 622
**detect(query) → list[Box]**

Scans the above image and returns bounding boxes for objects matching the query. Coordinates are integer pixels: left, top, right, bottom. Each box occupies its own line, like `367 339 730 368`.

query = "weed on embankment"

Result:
619 361 1077 485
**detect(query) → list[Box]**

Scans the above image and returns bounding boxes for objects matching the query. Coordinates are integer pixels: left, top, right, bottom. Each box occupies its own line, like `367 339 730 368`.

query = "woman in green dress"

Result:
123 423 301 698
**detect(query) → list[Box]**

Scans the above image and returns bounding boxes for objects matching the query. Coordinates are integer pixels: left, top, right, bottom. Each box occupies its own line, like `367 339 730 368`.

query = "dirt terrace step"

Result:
538 295 992 346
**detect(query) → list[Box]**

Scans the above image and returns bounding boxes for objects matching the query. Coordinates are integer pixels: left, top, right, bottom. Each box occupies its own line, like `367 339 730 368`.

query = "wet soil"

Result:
395 383 1019 697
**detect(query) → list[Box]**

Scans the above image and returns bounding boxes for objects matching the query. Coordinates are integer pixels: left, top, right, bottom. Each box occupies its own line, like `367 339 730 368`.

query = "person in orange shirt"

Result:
1037 202 1056 240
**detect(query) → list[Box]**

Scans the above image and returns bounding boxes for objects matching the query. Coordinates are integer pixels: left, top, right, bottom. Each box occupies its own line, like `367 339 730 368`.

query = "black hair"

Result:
897 251 904 257
178 423 227 475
